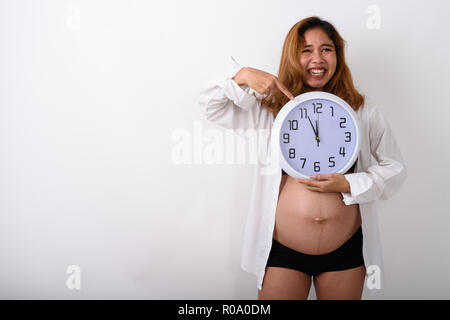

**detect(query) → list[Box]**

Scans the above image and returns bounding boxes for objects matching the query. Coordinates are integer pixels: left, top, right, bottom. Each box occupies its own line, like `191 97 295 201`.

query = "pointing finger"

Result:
275 79 295 100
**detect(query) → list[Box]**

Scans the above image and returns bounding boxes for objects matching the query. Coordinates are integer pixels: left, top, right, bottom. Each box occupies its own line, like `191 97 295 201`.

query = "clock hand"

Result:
316 114 320 140
315 116 320 147
308 116 318 137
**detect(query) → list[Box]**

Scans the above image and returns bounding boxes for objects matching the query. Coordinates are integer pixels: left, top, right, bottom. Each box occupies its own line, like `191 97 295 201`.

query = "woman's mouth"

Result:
308 68 326 79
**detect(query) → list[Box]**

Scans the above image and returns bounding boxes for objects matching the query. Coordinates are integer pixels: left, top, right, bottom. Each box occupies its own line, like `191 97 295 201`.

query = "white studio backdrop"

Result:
0 0 449 299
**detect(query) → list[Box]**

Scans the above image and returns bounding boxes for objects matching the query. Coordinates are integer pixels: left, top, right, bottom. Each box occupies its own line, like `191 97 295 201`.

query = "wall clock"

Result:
271 91 361 179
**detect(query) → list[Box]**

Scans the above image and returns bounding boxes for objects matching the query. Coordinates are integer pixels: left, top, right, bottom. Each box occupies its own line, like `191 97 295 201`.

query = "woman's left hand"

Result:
296 173 351 193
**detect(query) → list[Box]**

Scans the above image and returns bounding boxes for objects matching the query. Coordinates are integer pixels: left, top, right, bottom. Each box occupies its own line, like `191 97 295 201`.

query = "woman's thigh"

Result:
313 265 366 300
258 267 312 300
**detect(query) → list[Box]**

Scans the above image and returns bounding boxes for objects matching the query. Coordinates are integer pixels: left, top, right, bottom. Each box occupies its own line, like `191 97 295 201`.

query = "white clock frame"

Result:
271 91 361 180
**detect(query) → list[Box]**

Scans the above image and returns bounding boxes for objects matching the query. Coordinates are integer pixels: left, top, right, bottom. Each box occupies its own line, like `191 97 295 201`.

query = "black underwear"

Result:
265 226 364 277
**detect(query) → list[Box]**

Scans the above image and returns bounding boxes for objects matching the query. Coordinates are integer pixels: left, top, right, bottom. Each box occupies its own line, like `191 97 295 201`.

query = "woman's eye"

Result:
302 48 332 53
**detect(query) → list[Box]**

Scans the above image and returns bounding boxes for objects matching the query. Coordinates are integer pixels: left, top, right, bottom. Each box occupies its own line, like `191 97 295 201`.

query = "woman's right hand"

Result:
232 67 295 101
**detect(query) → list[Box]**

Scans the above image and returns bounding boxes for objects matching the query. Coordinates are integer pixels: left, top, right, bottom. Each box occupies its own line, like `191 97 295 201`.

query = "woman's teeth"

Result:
309 69 325 75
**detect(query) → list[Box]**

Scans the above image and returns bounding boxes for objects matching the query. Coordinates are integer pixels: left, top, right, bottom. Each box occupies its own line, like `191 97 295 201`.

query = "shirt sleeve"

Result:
198 56 270 134
341 105 408 205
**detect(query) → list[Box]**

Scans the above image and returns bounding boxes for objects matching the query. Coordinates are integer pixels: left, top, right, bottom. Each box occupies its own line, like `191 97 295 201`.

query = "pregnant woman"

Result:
198 16 407 299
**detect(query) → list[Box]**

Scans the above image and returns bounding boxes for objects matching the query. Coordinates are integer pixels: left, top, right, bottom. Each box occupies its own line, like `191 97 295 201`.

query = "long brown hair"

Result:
260 16 365 117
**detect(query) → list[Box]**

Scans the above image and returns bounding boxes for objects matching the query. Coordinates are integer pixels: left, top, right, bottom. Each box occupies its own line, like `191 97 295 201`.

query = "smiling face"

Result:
299 27 337 91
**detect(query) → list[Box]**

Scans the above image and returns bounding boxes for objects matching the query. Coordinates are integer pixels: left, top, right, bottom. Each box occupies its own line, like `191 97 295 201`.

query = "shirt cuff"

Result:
341 172 366 205
221 56 257 111
222 79 257 111
228 55 246 79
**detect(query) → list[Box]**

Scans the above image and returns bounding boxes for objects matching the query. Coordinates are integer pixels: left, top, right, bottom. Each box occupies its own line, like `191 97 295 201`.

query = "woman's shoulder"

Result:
355 98 380 122
356 99 396 137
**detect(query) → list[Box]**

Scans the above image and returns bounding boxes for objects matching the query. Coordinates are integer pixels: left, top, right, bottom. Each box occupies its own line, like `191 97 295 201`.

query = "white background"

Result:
1 0 449 299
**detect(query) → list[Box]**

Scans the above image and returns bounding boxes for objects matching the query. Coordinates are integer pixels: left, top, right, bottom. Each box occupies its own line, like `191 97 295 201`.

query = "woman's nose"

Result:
311 50 324 62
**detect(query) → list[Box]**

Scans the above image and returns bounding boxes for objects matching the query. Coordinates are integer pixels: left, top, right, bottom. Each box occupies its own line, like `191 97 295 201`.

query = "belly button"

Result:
314 217 326 224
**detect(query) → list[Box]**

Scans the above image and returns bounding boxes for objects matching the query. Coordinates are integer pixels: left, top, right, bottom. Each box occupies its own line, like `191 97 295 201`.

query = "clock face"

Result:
273 92 360 179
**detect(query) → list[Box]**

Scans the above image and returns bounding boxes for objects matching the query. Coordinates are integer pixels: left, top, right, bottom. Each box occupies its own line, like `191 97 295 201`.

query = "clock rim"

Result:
271 91 361 180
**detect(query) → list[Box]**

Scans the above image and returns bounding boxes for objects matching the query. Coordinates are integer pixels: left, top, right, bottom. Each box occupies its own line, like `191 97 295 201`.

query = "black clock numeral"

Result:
339 117 347 128
299 107 308 119
300 158 306 168
345 131 351 142
329 156 335 167
283 133 290 143
289 148 295 159
339 146 346 157
314 161 320 172
313 102 322 114
288 119 298 130
329 105 334 117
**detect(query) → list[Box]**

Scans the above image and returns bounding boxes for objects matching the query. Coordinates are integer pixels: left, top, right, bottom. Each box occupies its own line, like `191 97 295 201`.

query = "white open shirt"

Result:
198 56 408 293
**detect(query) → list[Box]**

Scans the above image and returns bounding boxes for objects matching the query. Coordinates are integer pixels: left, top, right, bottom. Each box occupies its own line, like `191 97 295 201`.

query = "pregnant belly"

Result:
273 176 362 255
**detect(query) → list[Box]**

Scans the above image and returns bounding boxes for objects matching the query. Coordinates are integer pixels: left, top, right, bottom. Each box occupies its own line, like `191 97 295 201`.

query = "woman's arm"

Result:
340 105 408 205
198 56 269 134
198 56 294 135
